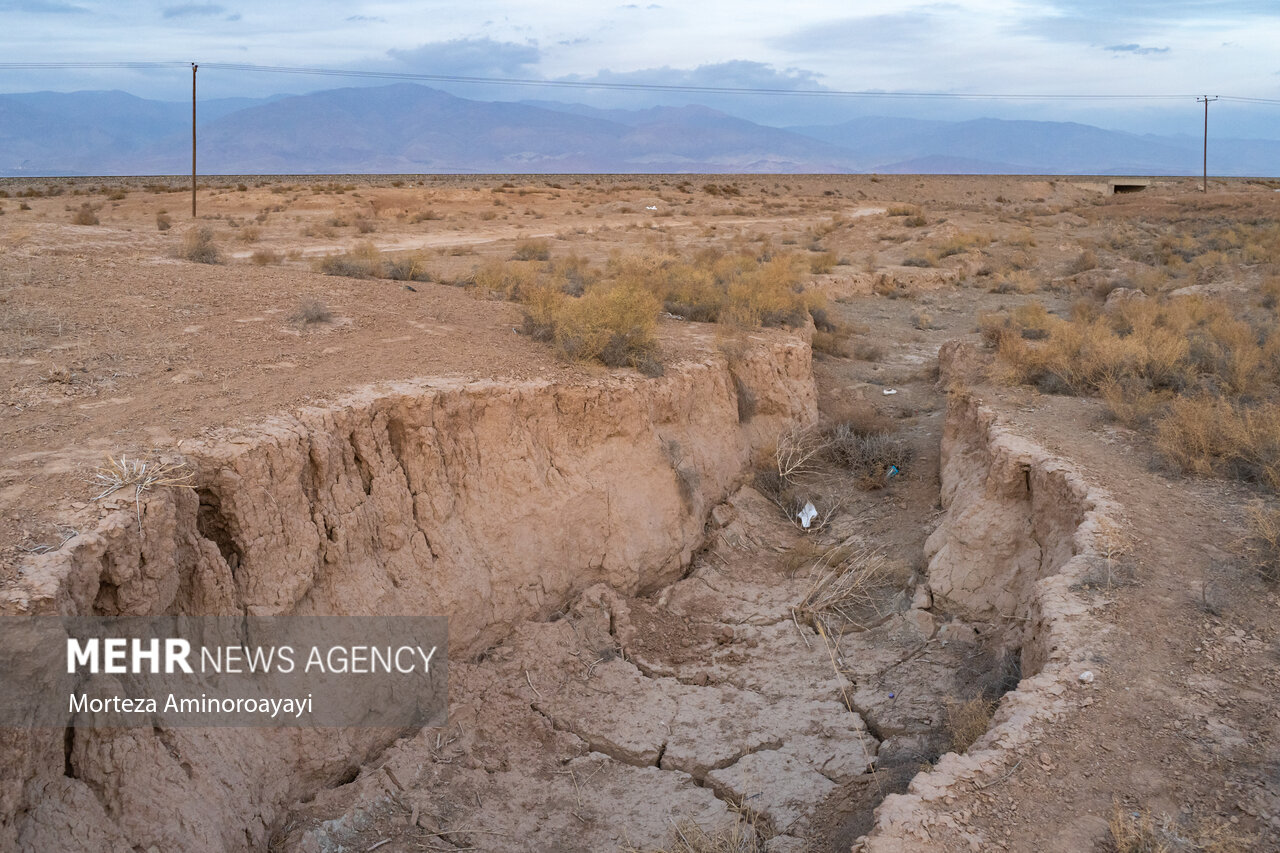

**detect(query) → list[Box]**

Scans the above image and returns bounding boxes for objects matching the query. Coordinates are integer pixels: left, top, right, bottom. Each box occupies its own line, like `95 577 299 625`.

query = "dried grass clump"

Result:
91 455 196 534
1108 804 1254 853
179 227 222 264
935 232 992 259
71 204 99 225
384 254 433 282
471 259 543 298
809 251 838 274
512 238 551 261
943 696 996 752
1246 502 1280 582
796 547 900 627
626 808 764 853
290 297 333 325
608 249 812 328
317 241 381 278
824 418 912 487
811 329 848 357
1153 398 1280 491
990 293 1280 490
521 281 663 375
250 248 282 266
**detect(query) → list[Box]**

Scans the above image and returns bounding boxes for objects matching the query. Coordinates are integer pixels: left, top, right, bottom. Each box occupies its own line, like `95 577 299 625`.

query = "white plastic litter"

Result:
1078 670 1095 684
646 205 658 210
883 389 898 396
797 502 818 529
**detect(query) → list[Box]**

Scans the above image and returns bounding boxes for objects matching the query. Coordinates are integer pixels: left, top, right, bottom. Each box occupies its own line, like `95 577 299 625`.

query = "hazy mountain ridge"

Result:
1 83 1276 176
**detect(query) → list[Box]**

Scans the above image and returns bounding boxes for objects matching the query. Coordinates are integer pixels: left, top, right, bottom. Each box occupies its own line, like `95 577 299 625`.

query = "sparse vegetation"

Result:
943 696 996 752
1246 502 1280 582
179 227 222 264
290 297 333 325
521 279 663 375
1107 804 1254 853
71 203 98 225
512 238 551 261
250 248 282 266
987 293 1280 490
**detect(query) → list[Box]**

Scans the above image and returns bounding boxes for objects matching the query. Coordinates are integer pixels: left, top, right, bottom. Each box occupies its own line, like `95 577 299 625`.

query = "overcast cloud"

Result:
0 1 1276 136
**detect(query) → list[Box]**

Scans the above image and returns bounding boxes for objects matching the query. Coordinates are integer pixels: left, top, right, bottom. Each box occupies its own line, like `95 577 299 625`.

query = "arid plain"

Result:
2 174 1279 852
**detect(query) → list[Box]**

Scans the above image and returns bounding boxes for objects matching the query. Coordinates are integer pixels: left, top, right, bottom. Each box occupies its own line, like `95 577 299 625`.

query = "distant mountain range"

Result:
1 83 1276 176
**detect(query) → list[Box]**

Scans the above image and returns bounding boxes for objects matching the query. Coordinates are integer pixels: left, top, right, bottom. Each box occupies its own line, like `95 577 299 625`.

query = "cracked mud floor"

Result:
275 412 1013 852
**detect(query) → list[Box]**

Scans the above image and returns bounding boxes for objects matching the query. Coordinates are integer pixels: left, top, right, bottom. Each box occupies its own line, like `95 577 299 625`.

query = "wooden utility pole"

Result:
192 63 198 217
1197 95 1218 193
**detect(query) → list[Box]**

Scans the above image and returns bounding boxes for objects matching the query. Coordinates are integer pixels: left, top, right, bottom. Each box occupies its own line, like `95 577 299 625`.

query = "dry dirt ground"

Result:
2 174 1279 851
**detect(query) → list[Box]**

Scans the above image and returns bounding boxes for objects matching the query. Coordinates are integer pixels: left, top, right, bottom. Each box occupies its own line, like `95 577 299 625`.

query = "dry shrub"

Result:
1100 379 1169 429
512 238 551 261
796 548 905 627
250 249 282 266
384 254 433 282
521 281 662 375
809 251 838 274
471 259 542 298
911 312 934 331
943 696 996 752
318 243 382 278
237 225 261 243
71 204 98 225
989 270 1037 294
990 295 1273 399
851 339 885 361
811 329 848 357
628 809 764 853
872 273 914 300
290 297 332 325
1246 502 1280 582
179 227 221 264
155 212 171 231
934 232 991 259
609 250 810 328
1068 248 1099 274
1154 398 1280 490
1261 276 1280 310
825 420 913 487
1108 804 1254 853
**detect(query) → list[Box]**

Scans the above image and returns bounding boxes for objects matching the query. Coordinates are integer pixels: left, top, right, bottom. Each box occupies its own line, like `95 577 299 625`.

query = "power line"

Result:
0 60 1233 102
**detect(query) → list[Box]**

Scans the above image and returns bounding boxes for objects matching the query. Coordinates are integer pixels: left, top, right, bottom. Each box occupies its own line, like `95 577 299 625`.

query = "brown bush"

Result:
512 238 551 261
179 227 221 264
943 696 996 752
71 204 98 225
521 281 662 374
250 249 282 266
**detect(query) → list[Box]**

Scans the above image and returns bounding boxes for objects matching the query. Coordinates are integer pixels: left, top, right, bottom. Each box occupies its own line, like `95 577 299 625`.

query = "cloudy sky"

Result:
2 1 1278 136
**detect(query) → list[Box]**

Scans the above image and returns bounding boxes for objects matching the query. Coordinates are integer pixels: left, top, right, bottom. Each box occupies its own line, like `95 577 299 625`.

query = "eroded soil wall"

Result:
1 338 814 852
862 343 1111 850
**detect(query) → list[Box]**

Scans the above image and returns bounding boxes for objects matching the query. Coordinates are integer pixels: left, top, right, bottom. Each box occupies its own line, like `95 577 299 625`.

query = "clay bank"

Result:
0 334 1111 852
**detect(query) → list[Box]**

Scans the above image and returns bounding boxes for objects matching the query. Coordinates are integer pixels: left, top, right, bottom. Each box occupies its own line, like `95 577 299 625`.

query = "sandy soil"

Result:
3 173 1279 850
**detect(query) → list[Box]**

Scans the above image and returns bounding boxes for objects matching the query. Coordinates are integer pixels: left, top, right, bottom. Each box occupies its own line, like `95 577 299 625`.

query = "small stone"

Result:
1078 670 1095 684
